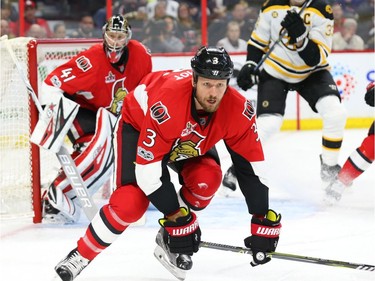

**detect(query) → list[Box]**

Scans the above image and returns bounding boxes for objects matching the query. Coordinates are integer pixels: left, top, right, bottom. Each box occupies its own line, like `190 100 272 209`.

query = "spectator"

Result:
146 0 179 19
9 0 52 37
70 14 101 38
356 0 375 48
332 18 365 50
1 19 15 38
26 23 47 38
52 22 67 39
332 2 346 33
175 2 200 52
162 15 185 52
216 21 247 52
123 6 149 41
114 0 147 15
1 0 18 22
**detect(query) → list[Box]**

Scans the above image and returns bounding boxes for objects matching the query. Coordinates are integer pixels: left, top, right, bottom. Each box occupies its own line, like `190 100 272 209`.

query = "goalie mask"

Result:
191 46 233 81
103 15 132 64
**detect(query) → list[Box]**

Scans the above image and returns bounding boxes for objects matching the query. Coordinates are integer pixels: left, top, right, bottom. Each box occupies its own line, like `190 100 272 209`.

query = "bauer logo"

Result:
331 63 357 100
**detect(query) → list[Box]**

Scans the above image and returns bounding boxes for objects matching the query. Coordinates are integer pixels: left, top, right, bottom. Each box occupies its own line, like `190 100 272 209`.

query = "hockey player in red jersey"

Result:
325 82 374 203
53 46 282 281
222 0 347 192
40 15 152 223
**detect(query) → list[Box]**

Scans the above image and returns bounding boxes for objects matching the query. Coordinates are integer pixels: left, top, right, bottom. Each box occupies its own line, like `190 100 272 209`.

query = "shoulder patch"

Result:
309 0 334 19
75 56 92 72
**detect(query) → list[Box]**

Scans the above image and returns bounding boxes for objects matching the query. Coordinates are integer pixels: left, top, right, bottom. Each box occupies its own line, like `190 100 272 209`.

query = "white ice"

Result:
1 129 374 281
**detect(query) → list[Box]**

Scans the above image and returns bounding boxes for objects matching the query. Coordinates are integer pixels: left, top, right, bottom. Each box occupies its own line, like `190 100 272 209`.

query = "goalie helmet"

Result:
191 46 233 80
103 15 132 63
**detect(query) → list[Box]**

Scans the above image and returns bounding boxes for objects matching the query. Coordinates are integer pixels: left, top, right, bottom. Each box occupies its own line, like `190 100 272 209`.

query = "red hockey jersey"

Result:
44 40 152 116
122 69 269 214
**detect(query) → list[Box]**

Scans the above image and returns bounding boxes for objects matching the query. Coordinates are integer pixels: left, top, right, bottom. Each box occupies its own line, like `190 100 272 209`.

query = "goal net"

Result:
0 37 101 222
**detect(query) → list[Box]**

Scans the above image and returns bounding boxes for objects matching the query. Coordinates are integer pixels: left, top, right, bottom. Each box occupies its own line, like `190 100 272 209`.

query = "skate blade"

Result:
154 245 187 281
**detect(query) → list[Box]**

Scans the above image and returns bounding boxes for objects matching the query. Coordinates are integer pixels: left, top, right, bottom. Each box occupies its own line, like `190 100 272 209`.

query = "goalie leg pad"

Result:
53 108 117 202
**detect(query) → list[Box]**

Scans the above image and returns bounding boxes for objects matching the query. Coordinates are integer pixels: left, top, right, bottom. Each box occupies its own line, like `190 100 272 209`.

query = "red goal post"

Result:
0 37 101 223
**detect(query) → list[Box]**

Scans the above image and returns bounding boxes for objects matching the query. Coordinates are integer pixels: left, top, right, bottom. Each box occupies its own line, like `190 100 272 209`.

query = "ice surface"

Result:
1 129 374 281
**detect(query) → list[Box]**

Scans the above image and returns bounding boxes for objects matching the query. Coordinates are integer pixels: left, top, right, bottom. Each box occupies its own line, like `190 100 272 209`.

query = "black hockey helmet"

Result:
102 14 132 63
191 46 233 80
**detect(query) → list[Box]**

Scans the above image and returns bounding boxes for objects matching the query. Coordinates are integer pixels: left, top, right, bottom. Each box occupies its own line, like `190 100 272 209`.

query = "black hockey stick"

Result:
200 241 375 271
255 0 314 71
2 35 98 220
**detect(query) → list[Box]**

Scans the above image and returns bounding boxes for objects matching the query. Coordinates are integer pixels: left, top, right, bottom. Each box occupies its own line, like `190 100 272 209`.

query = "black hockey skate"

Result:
55 248 90 281
222 165 237 191
154 228 192 281
320 155 341 182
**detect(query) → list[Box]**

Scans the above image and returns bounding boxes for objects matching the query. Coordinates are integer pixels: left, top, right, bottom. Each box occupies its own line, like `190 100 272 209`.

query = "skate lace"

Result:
65 251 88 274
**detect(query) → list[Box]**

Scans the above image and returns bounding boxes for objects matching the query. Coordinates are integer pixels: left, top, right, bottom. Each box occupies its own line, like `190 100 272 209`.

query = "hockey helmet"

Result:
191 46 233 80
103 15 132 63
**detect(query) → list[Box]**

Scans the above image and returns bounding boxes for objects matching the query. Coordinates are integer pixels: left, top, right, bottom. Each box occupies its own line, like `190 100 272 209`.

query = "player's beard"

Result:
195 95 222 113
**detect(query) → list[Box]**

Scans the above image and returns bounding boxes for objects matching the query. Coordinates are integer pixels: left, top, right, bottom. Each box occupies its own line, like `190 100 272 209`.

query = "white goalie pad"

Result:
30 95 79 153
55 108 117 202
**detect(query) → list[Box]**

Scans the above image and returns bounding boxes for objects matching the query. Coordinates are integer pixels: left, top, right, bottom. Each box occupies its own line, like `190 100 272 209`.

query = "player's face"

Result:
194 77 228 113
290 0 306 6
105 31 127 50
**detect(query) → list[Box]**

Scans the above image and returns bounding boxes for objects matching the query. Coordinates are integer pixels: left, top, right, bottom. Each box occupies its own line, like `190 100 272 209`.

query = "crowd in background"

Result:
1 0 374 52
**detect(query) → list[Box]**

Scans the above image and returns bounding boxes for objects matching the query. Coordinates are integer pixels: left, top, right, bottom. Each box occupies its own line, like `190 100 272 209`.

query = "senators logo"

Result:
109 78 128 115
150 101 170 124
170 124 205 162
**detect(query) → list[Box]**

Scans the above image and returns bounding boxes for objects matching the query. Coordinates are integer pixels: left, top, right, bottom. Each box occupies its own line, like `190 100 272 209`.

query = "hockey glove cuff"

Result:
281 10 308 44
244 209 282 266
159 207 201 255
237 61 260 91
365 82 374 107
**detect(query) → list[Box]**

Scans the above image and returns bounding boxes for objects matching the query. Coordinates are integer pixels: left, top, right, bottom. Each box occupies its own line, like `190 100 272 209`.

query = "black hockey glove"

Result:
159 207 201 255
237 61 260 91
281 10 308 44
365 81 374 107
244 209 282 267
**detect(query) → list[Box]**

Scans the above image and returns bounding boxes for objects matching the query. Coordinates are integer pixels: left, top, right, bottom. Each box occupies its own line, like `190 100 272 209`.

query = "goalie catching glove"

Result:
244 209 282 266
159 207 201 255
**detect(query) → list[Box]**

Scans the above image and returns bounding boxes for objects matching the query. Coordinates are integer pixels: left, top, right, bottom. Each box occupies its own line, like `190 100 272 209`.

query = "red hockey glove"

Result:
365 81 374 107
281 10 308 44
237 61 260 91
244 209 282 266
159 207 201 255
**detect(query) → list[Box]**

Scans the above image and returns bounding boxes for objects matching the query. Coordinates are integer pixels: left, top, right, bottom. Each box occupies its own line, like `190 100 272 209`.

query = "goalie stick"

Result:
200 241 375 272
2 35 98 220
255 0 314 71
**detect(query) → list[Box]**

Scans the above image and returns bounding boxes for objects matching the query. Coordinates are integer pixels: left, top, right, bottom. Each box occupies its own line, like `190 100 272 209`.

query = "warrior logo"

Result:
109 78 128 115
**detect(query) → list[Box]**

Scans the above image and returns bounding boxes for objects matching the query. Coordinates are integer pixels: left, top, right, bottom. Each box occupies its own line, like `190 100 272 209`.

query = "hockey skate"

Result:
42 186 80 224
324 179 346 205
222 165 237 191
154 228 192 281
320 155 341 182
55 248 90 281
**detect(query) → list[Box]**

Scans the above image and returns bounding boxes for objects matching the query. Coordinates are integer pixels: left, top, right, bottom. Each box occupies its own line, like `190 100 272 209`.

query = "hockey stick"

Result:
200 241 375 271
2 35 98 220
254 0 314 71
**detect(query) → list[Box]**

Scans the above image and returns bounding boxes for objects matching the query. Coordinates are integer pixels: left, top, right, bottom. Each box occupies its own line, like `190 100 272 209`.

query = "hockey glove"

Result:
237 61 260 91
244 209 282 266
365 81 374 107
159 207 201 255
281 10 308 44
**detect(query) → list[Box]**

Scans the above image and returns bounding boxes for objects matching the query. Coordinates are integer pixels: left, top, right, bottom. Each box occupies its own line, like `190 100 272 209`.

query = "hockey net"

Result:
0 37 101 222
